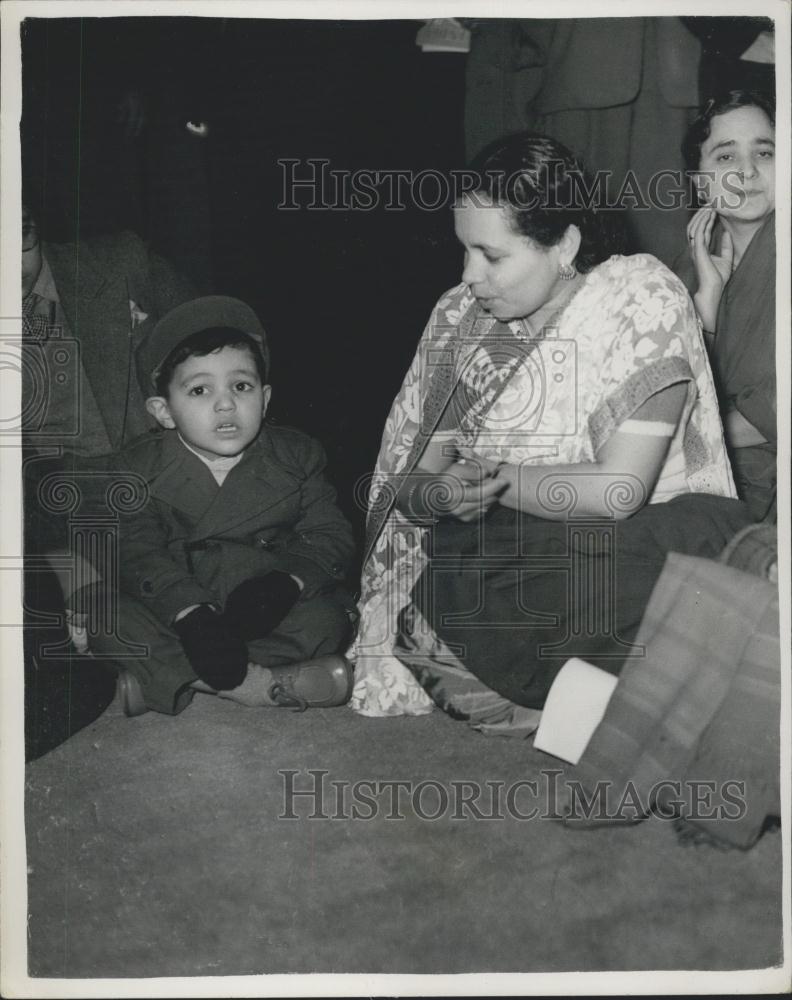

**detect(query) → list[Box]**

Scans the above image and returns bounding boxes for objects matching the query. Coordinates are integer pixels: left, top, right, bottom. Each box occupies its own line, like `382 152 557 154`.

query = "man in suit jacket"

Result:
464 17 702 265
22 208 197 559
23 210 196 457
89 296 357 715
22 208 195 757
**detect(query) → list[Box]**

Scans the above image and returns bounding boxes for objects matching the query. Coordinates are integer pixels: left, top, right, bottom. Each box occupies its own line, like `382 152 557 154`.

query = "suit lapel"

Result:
45 240 108 313
47 241 147 448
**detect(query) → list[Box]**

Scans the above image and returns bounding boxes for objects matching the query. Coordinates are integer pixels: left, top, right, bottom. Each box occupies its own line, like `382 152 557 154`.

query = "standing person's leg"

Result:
23 453 119 759
24 565 116 761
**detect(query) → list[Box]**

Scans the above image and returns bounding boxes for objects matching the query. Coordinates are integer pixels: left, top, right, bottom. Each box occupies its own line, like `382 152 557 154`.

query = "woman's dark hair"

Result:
155 327 268 397
682 89 776 170
466 132 625 273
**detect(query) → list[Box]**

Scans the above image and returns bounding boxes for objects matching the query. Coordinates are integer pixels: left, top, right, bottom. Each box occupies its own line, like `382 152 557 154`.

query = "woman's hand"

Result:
441 458 506 522
687 205 734 332
400 455 506 524
456 448 503 477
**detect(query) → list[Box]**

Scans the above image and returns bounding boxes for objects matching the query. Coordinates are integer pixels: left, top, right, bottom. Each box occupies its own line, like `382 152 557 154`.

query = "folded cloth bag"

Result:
562 546 780 849
673 523 780 847
719 521 778 579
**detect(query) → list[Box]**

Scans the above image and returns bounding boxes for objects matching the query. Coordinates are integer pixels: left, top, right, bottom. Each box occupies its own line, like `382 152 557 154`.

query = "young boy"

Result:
90 296 357 715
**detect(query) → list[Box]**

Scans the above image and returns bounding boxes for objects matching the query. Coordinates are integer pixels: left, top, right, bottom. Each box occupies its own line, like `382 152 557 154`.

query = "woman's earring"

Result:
558 261 577 281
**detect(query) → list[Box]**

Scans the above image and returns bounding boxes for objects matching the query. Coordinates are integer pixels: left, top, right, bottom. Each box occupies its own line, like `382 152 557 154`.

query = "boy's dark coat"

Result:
114 425 355 627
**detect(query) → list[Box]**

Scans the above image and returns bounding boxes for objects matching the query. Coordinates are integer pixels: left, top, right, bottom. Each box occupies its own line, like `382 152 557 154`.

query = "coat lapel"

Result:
149 430 303 540
193 431 303 538
148 431 219 524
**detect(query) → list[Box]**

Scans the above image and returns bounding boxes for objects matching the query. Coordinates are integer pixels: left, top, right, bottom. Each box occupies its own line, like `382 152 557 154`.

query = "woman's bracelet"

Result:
405 480 421 517
400 476 439 524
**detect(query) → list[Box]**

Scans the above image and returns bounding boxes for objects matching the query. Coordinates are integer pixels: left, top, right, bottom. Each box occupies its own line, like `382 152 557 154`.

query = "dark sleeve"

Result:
148 248 198 316
114 231 197 319
735 373 777 444
271 435 355 593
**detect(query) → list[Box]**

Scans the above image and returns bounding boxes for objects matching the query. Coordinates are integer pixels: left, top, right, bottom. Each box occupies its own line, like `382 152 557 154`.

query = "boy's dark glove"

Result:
173 604 248 691
223 572 303 641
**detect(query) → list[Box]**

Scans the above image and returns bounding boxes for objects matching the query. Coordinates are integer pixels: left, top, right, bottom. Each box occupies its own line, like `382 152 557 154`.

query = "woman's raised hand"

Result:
687 205 734 332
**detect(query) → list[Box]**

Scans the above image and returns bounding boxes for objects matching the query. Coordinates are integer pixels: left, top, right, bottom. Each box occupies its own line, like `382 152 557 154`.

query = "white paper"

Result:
533 657 619 765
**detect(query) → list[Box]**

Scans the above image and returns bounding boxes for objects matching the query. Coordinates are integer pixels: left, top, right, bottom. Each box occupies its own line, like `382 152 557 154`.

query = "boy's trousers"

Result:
91 588 355 714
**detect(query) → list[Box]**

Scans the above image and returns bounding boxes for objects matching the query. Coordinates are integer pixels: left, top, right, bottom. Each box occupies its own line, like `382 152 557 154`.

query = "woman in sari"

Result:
350 133 751 730
675 90 776 521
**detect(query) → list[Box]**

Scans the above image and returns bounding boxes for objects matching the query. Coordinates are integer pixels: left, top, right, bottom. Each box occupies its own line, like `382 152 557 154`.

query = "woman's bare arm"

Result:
466 383 688 520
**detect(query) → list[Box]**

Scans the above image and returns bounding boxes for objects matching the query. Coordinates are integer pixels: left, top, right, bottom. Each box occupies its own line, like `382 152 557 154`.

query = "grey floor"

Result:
25 691 782 978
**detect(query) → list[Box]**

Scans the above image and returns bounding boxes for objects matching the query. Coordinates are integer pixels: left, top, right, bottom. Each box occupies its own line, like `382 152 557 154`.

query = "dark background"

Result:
19 15 774 543
21 17 468 540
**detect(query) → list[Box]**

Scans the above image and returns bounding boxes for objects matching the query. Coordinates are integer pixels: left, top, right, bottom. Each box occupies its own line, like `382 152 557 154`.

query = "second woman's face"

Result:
454 195 565 322
698 106 775 222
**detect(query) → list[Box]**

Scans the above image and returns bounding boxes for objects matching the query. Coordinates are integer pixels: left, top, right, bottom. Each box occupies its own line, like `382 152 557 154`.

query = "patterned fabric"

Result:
720 521 777 580
349 254 736 718
566 551 780 849
22 293 54 340
361 301 495 564
396 603 544 737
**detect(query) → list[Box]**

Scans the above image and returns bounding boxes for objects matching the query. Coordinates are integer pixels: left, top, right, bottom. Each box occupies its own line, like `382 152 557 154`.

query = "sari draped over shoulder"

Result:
350 256 738 719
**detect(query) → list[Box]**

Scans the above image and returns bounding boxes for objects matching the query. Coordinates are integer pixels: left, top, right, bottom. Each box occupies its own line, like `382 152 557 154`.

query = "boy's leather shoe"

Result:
117 670 149 718
268 655 354 711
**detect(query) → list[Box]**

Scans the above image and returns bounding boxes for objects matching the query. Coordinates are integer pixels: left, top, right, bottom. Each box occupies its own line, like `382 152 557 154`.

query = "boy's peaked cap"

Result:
137 296 269 394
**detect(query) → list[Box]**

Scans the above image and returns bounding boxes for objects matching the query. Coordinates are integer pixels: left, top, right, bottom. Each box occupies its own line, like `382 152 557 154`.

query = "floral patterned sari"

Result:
350 254 736 718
